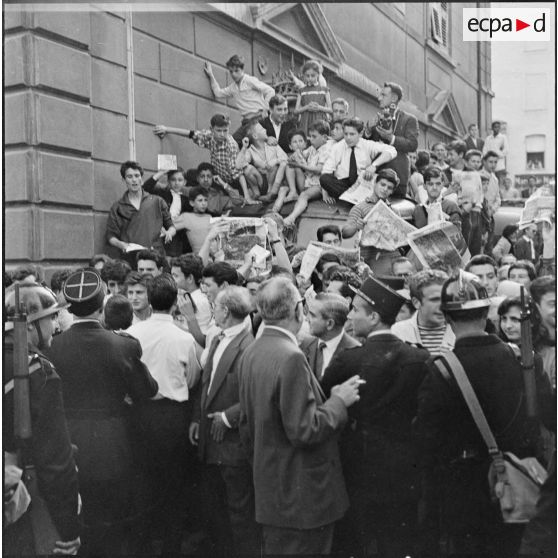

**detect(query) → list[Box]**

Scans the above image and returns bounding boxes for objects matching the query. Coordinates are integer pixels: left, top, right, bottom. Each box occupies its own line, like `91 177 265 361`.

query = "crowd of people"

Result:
3 52 556 558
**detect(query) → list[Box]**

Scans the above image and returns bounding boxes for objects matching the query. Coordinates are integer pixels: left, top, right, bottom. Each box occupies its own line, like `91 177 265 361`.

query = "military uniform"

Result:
3 345 80 555
45 269 158 555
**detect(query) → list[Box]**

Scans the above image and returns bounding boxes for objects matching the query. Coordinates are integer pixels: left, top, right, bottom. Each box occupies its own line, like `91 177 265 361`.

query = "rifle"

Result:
11 284 61 553
519 285 537 418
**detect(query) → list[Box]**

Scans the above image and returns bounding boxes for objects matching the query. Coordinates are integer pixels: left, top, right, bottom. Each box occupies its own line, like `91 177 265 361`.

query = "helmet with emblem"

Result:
441 270 491 313
63 268 105 317
5 283 64 331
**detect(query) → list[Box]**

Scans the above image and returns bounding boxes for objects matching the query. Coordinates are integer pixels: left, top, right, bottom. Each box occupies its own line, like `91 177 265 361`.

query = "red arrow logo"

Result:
516 18 530 31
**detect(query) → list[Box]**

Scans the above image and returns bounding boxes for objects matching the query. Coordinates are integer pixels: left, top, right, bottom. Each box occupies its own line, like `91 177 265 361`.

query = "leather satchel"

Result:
435 351 547 523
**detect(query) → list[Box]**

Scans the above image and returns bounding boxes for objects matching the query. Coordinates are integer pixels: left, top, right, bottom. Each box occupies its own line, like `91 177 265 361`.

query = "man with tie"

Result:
366 82 419 197
320 117 396 200
189 286 258 557
464 123 484 152
260 94 296 154
300 293 360 380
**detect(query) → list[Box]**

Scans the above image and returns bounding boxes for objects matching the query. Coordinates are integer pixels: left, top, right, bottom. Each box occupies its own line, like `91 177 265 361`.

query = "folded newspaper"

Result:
339 177 375 205
210 217 268 269
157 154 178 171
519 193 555 227
308 241 360 269
361 200 416 250
407 220 470 274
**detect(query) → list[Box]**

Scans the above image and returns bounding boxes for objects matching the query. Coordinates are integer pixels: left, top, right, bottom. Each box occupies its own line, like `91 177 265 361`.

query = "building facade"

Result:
4 2 492 275
491 2 556 194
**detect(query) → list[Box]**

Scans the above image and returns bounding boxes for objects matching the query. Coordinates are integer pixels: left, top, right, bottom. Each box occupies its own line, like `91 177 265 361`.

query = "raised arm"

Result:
204 61 233 99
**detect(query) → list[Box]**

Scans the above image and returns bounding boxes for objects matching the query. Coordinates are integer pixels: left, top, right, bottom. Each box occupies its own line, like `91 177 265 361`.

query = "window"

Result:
525 135 545 170
430 3 449 50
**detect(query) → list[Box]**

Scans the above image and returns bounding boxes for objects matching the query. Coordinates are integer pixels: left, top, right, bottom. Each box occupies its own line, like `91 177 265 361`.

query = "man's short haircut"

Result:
423 166 442 183
308 120 330 136
120 160 144 178
189 186 208 202
464 149 483 161
269 94 287 109
12 264 40 282
124 271 149 289
171 254 204 285
324 266 362 299
136 249 163 268
226 54 244 70
256 277 300 323
147 273 177 311
482 150 500 161
431 142 447 151
342 117 364 133
391 256 415 273
215 286 252 319
202 262 238 287
508 261 537 281
197 162 215 175
50 269 75 293
317 225 341 242
316 253 342 274
383 82 403 102
416 150 431 170
492 120 501 127
103 294 134 330
501 224 518 242
468 123 478 132
167 166 186 180
89 254 113 268
269 265 295 280
447 140 467 157
210 114 230 128
376 168 400 187
313 292 350 328
331 98 349 111
101 260 132 283
301 60 321 74
530 276 555 304
465 254 497 274
287 128 307 143
409 269 449 301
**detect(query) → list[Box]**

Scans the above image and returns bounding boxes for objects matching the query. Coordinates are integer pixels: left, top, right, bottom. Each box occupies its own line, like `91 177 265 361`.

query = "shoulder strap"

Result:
435 351 501 455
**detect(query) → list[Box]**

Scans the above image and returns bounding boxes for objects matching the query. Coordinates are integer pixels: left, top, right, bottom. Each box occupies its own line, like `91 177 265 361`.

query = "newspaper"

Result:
299 244 324 279
339 177 375 205
407 220 470 274
158 154 178 171
519 194 555 226
361 200 416 250
426 201 444 224
308 241 360 268
210 217 268 269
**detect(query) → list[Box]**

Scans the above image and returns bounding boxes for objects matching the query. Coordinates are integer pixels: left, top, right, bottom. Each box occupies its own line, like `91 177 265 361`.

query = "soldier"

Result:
415 271 554 558
4 284 81 555
46 269 158 556
322 276 430 558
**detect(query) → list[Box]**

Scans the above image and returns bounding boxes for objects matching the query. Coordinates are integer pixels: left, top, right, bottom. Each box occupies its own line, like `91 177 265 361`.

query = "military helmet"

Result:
5 283 63 330
441 270 491 312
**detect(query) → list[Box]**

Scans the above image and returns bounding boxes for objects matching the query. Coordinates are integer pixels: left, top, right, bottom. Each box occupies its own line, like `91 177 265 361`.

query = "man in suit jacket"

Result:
464 123 484 152
260 94 296 154
189 286 258 557
300 292 360 380
46 270 158 555
321 277 430 558
515 223 540 264
238 277 362 555
367 82 419 198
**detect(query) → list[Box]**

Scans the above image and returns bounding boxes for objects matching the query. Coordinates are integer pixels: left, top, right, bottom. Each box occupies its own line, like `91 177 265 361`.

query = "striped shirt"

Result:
417 324 447 356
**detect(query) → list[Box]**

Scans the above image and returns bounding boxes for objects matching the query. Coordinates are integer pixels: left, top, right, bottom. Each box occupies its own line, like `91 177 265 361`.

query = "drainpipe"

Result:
476 2 483 130
126 7 136 160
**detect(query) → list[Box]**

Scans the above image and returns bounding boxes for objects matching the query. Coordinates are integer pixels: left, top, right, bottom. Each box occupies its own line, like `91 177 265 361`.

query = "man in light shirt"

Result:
205 54 275 146
483 121 509 183
320 117 396 199
127 274 201 553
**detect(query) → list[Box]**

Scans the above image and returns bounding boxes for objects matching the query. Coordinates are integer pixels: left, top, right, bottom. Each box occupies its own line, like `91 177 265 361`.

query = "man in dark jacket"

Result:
322 277 430 558
4 284 81 556
46 269 158 556
189 286 258 557
260 94 296 154
415 271 554 558
366 82 419 197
